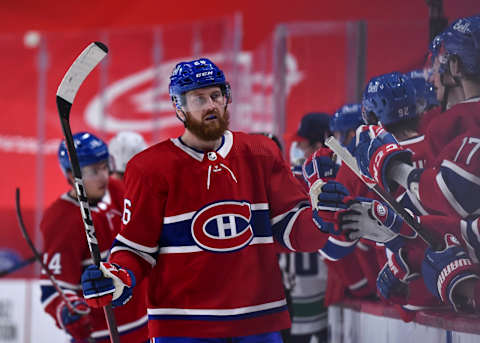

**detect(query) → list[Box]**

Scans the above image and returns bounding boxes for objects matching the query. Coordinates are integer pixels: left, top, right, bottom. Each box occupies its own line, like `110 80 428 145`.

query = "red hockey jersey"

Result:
418 98 480 218
40 178 148 342
110 131 331 338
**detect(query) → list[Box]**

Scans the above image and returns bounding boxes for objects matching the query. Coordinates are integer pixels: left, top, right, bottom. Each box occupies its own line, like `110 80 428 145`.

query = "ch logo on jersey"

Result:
191 201 254 252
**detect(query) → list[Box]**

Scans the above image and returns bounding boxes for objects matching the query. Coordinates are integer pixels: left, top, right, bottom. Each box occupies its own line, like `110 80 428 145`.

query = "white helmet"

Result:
108 131 147 173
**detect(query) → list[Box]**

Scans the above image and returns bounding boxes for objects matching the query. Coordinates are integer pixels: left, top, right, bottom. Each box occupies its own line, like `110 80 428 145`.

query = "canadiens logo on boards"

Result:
191 201 254 252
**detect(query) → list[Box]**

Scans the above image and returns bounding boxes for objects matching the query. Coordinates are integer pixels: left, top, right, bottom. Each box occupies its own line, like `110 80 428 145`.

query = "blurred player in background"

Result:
344 15 480 314
40 132 148 342
284 113 332 343
108 131 148 180
81 58 350 342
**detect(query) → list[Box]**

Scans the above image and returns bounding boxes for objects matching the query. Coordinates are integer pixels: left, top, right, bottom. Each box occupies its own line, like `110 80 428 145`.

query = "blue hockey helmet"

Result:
362 72 417 127
330 103 363 133
58 132 109 174
442 16 480 77
169 58 231 109
408 69 439 113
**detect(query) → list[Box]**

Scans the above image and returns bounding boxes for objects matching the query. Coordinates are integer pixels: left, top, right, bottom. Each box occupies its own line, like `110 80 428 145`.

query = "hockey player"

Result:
80 58 346 342
283 113 334 343
40 132 148 342
108 131 147 180
329 103 363 151
408 69 438 116
344 15 480 314
353 16 480 222
336 72 445 319
289 112 332 180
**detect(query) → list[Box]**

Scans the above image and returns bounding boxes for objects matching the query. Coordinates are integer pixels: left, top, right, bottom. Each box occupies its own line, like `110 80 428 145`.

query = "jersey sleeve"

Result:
110 160 168 281
266 147 331 252
418 133 480 218
39 204 89 325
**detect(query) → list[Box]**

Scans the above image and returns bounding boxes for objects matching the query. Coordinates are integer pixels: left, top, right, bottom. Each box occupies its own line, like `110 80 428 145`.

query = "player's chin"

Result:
89 186 107 200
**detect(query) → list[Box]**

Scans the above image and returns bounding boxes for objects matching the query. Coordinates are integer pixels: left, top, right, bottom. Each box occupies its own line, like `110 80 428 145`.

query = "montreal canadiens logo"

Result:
191 201 254 252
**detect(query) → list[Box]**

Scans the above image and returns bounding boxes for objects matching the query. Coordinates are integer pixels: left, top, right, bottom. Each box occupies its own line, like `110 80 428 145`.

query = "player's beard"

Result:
184 108 230 141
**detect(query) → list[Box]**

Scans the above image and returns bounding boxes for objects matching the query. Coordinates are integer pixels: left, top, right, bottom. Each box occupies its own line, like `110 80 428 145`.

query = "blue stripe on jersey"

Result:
40 285 56 303
440 164 480 215
272 203 310 250
148 305 288 322
159 209 271 248
462 218 480 262
319 238 356 260
151 331 282 343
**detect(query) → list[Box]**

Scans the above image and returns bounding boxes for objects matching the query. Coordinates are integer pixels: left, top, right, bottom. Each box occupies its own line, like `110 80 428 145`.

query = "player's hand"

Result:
376 248 421 302
81 262 136 308
310 180 349 235
339 199 417 245
354 125 412 192
422 233 480 312
302 147 338 187
56 295 92 340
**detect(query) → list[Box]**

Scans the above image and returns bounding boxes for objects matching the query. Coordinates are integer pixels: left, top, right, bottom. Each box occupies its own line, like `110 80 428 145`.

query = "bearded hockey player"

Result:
80 58 347 342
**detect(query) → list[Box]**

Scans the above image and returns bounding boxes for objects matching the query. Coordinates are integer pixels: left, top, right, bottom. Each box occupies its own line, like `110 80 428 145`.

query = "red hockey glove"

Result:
302 147 338 187
354 125 412 192
56 295 92 340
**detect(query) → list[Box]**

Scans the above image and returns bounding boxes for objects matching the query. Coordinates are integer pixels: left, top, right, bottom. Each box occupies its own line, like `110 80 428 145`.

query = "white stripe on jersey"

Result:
158 237 274 254
163 203 269 224
116 234 159 253
91 314 148 338
147 299 286 316
110 246 157 266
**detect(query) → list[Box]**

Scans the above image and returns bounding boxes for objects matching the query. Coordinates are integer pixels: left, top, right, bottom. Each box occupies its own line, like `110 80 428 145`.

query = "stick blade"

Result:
56 42 108 105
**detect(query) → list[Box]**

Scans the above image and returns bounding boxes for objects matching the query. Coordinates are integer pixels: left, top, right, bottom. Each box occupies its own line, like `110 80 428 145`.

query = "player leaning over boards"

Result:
40 132 148 342
81 58 346 342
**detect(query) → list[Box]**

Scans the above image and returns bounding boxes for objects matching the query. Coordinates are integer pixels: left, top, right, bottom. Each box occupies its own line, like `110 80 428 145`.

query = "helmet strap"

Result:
176 109 187 127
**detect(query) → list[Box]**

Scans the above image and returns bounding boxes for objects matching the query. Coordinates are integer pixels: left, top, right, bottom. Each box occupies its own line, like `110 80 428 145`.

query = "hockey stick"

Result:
0 255 35 278
325 136 438 248
15 189 95 343
56 42 120 343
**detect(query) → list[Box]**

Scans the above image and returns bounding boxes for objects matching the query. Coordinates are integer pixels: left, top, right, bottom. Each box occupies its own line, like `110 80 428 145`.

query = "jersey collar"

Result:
171 130 233 161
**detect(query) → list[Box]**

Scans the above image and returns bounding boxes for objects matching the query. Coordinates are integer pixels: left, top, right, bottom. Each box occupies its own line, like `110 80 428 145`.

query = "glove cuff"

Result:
369 144 411 192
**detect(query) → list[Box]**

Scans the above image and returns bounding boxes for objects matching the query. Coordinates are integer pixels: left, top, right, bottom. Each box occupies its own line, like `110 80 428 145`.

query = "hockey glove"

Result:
354 125 412 192
302 147 338 187
376 248 421 302
422 233 480 312
82 262 136 308
310 180 350 235
56 295 92 340
339 199 417 248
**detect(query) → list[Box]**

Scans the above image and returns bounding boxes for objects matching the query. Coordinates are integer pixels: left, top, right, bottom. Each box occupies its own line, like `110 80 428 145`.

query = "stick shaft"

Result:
56 42 119 343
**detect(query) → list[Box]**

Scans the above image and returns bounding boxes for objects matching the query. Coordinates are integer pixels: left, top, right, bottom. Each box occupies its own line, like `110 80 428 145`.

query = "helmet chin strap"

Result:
176 109 187 127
